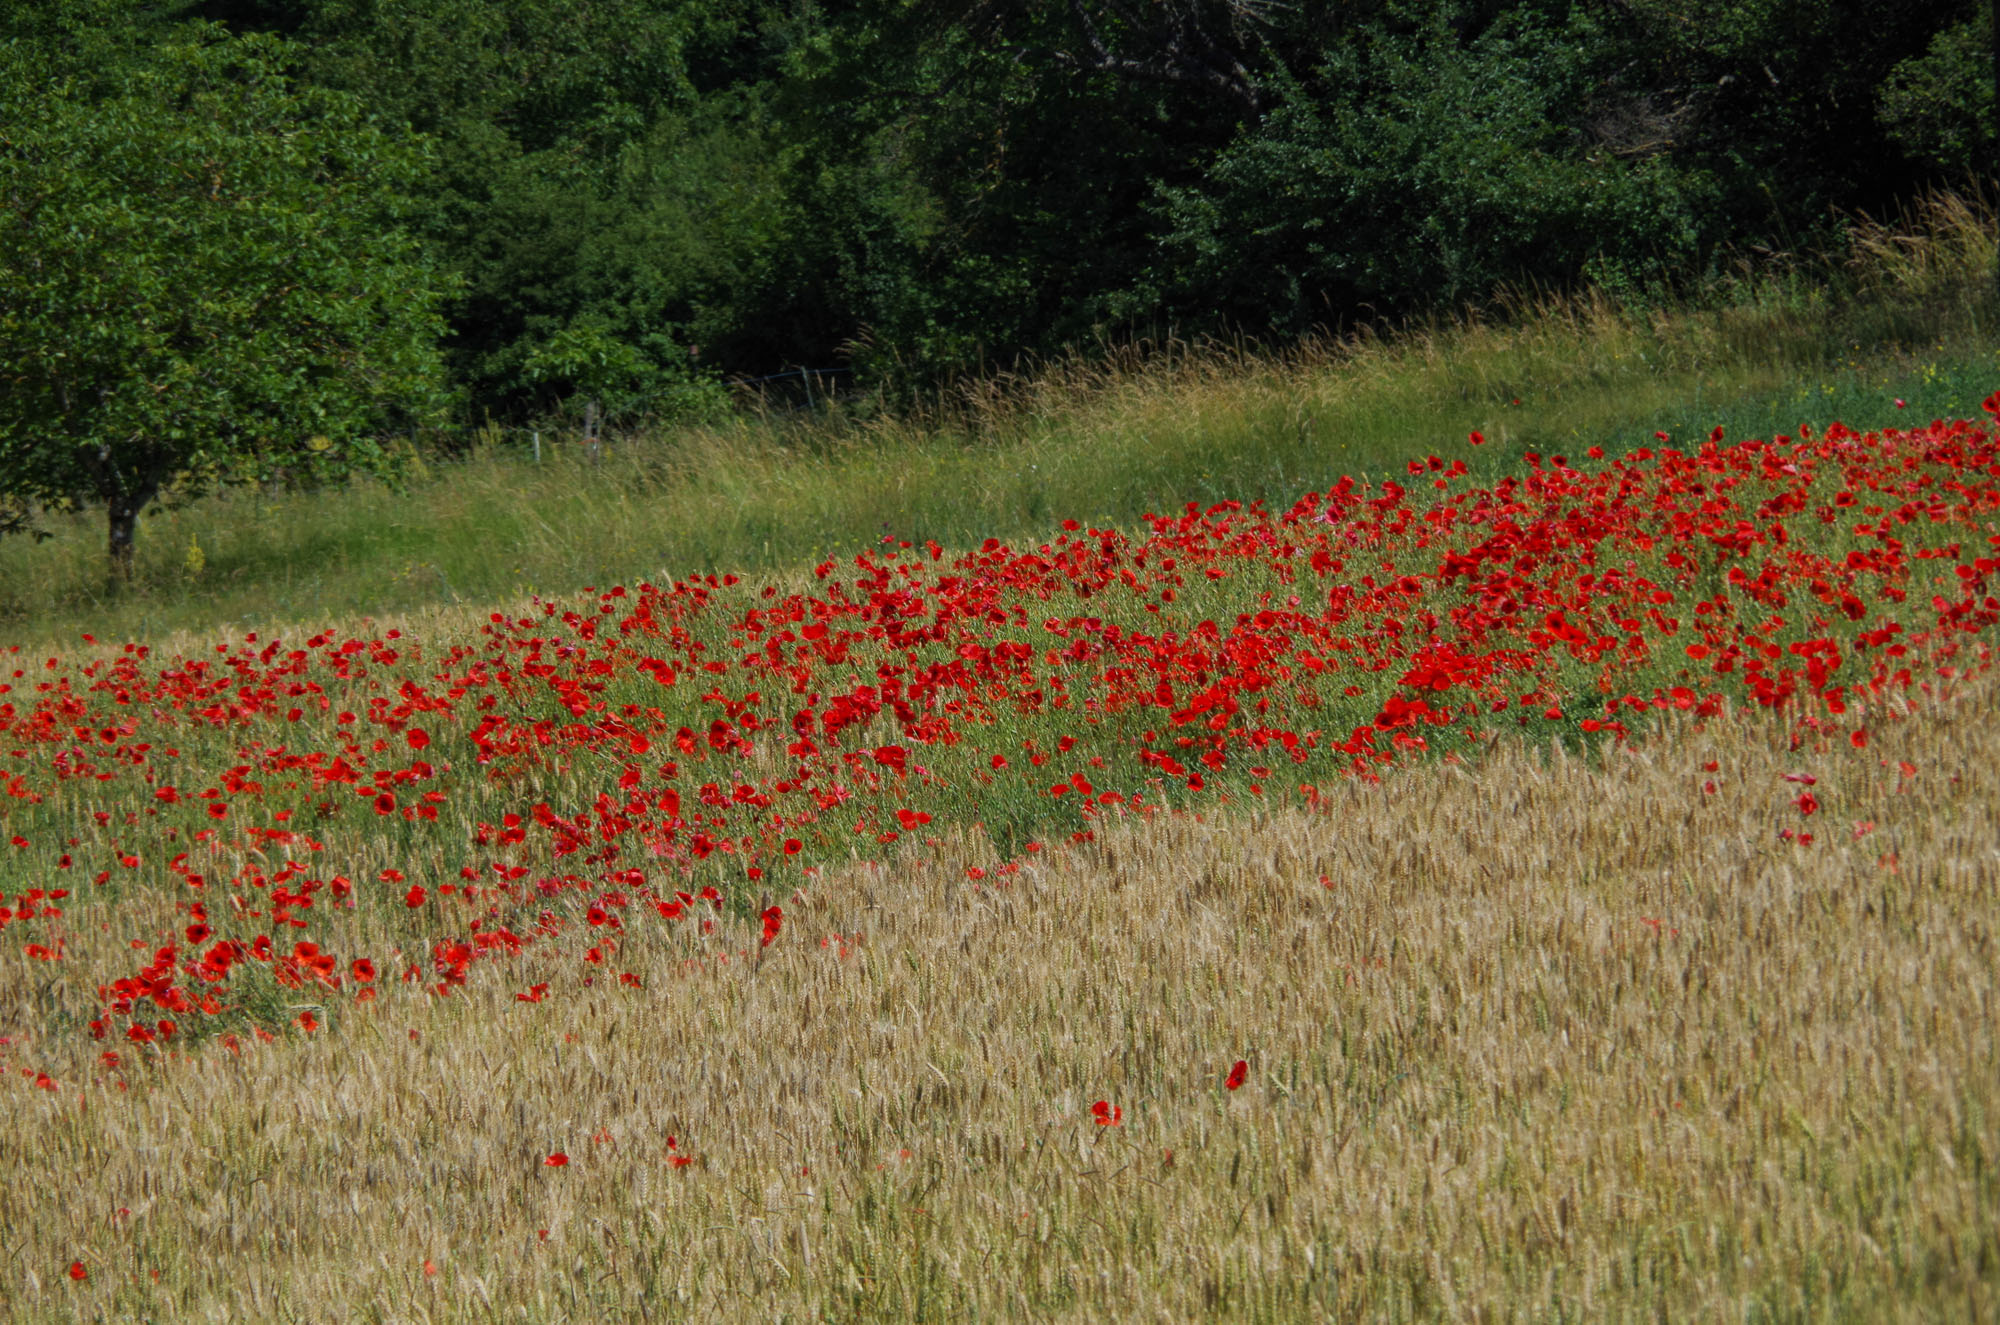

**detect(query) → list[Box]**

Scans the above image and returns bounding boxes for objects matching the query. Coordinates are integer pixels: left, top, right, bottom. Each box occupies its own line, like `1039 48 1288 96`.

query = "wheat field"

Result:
3 664 1995 1320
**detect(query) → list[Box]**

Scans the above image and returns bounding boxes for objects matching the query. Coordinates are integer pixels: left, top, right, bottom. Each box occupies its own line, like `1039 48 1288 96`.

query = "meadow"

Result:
3 194 1997 646
0 198 1997 1320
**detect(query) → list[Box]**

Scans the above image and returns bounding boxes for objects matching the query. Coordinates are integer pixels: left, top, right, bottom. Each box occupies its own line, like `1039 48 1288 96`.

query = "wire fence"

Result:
730 366 856 409
406 368 857 463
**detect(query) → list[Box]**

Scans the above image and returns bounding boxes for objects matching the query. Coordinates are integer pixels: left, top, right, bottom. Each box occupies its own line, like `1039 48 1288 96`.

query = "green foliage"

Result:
749 0 1988 384
256 0 768 414
0 5 455 577
1593 0 1983 227
463 95 787 423
1144 8 1713 333
766 0 1272 388
1878 11 1995 181
4 0 1989 432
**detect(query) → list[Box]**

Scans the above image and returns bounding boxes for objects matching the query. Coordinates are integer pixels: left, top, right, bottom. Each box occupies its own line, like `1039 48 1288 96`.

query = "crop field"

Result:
4 394 2000 1317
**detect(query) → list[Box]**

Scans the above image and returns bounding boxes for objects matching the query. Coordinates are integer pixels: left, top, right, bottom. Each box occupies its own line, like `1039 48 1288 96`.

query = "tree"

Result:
214 0 772 412
0 10 455 583
1144 6 1711 333
1875 9 1994 182
930 0 1283 116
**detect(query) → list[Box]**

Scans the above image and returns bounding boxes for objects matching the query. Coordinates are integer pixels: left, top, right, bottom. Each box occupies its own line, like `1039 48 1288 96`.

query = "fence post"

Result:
801 370 814 411
532 430 541 464
583 399 601 464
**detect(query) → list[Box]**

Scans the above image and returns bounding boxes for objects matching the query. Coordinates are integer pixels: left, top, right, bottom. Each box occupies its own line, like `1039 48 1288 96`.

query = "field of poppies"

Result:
7 399 1999 1045
4 397 1999 1317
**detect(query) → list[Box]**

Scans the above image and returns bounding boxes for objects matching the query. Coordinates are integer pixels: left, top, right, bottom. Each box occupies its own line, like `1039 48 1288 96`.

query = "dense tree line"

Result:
7 0 1994 436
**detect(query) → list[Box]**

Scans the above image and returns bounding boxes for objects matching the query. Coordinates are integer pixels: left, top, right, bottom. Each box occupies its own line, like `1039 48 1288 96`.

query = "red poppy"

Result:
1225 1060 1248 1091
545 1152 569 1167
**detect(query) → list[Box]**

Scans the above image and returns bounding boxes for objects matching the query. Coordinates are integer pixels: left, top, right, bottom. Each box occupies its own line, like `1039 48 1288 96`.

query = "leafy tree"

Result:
19 0 1984 425
0 10 454 582
1143 6 1711 333
211 0 772 414
1580 0 1983 231
460 93 788 421
1877 10 1994 182
767 0 1271 387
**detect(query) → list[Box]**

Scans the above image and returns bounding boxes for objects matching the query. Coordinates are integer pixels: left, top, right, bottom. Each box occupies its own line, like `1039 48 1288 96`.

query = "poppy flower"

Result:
1225 1060 1248 1091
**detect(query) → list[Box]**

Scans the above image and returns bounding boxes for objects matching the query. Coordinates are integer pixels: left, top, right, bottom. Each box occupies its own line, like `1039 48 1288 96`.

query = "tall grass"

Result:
3 193 1996 645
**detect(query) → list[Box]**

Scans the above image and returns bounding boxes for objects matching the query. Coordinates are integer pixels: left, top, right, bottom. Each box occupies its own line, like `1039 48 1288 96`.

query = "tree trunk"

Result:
107 497 140 587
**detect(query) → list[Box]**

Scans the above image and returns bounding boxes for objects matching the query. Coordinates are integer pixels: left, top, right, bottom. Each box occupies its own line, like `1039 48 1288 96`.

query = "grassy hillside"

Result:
1 195 1997 1319
2 195 1995 647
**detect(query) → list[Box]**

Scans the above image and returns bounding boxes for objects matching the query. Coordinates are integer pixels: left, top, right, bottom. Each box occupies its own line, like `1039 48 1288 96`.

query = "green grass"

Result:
4 193 1995 646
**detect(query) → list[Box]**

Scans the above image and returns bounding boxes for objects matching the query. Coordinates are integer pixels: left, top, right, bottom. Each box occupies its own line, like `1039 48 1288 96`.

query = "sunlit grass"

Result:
3 194 1994 646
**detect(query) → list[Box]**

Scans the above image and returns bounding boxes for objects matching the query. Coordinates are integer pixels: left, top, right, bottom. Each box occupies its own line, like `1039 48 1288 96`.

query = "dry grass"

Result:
6 192 1996 647
4 671 1997 1319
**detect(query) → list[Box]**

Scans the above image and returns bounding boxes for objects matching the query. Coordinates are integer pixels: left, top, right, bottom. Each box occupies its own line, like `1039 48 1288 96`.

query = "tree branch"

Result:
1060 0 1266 114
